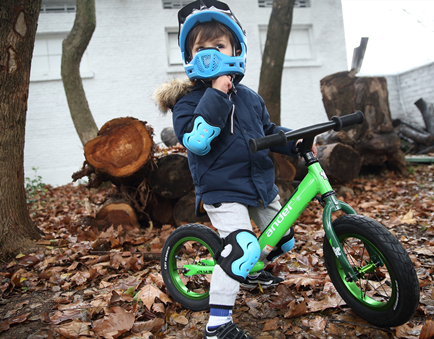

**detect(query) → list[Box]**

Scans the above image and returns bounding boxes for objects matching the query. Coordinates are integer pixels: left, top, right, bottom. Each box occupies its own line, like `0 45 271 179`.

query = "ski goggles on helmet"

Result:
178 0 247 80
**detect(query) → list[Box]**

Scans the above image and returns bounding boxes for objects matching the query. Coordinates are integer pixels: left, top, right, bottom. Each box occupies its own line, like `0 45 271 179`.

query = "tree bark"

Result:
173 191 210 227
61 0 98 146
0 0 43 255
320 71 408 176
258 0 295 126
149 154 193 199
317 143 361 184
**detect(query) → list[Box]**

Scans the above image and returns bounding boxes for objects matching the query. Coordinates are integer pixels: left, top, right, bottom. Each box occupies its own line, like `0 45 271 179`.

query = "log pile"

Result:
73 117 209 230
318 71 409 178
73 118 301 230
396 98 434 155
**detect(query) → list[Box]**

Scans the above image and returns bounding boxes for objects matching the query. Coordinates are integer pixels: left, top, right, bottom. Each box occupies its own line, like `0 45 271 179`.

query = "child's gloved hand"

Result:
296 139 318 157
212 75 232 94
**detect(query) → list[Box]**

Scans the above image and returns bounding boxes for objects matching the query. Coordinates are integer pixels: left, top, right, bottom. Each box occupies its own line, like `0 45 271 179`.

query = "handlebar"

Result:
249 111 364 154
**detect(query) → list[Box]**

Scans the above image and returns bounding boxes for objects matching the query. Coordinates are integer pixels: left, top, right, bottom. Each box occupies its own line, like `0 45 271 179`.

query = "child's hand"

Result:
296 139 318 156
212 75 232 94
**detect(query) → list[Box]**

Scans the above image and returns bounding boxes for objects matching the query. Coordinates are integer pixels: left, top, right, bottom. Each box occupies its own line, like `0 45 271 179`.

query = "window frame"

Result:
259 24 322 68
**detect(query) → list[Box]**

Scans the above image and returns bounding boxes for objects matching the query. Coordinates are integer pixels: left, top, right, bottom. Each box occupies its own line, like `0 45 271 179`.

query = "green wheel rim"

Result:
169 236 216 300
334 233 396 311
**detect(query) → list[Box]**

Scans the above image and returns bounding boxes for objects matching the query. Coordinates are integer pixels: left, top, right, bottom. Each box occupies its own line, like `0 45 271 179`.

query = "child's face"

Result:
191 34 233 58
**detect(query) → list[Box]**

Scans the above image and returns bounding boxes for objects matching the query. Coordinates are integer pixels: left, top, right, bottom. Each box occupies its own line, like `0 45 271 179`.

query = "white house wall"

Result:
26 0 348 186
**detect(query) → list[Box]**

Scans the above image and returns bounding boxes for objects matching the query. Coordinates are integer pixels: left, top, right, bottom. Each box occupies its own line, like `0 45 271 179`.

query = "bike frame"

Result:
183 151 359 282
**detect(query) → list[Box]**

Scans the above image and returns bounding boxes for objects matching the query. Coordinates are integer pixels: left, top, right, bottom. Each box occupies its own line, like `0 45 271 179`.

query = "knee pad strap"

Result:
214 230 260 283
266 227 295 262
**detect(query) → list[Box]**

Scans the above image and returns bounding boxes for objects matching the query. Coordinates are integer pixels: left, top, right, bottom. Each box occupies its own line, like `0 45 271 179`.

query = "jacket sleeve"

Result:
173 88 234 148
259 96 298 158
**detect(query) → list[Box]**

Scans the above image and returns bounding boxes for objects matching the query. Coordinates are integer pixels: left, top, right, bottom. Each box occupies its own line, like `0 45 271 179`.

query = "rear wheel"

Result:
161 223 222 311
323 215 420 327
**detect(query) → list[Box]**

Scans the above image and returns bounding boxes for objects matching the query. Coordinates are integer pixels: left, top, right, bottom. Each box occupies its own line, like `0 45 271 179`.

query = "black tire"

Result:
323 214 420 327
161 223 222 311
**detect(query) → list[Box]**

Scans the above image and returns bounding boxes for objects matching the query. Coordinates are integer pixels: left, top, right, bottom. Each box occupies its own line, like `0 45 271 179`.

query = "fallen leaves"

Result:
0 166 433 338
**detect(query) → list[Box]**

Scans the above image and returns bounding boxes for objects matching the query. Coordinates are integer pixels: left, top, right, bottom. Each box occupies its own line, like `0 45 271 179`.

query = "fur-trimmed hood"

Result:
153 77 195 115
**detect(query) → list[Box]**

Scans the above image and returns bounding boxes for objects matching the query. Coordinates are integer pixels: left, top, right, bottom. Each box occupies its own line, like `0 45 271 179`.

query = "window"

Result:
31 34 92 82
41 0 76 13
259 25 320 67
260 26 313 61
167 31 183 66
258 0 310 8
163 0 194 9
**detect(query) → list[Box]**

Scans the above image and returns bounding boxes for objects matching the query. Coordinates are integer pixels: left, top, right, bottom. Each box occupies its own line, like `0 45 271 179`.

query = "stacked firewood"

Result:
72 118 209 230
316 71 434 180
394 98 434 155
72 118 300 230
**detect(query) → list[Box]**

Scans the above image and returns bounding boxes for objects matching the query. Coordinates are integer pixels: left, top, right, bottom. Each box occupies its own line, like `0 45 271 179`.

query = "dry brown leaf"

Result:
284 300 307 318
419 320 434 339
54 321 91 339
132 318 165 333
0 312 31 333
92 306 135 339
307 291 345 313
135 284 171 310
263 317 280 331
282 274 317 291
399 210 417 224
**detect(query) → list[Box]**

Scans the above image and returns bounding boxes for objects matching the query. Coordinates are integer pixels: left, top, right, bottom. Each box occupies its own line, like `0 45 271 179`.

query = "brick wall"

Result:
25 0 348 185
385 61 434 129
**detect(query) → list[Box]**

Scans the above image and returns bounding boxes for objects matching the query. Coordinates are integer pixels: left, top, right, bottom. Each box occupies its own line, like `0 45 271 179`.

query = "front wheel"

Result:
323 215 420 327
161 223 222 311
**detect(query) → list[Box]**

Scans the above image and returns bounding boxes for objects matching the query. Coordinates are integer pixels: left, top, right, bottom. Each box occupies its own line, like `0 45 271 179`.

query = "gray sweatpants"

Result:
203 195 281 307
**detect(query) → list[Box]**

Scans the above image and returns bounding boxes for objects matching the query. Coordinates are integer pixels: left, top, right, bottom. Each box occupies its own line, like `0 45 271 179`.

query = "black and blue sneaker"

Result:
240 270 283 289
204 321 254 339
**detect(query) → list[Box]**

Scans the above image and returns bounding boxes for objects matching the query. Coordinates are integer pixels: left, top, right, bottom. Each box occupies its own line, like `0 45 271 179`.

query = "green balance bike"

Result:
161 111 420 327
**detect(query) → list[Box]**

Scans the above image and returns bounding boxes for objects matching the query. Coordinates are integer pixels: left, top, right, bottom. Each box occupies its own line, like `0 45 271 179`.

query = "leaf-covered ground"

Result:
1 164 434 339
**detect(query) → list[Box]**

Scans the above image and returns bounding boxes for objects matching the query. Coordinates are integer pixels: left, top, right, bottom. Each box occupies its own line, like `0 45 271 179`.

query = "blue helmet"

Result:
177 0 247 81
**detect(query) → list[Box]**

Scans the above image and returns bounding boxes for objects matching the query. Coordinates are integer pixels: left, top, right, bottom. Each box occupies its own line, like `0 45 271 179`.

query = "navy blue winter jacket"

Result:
172 81 297 216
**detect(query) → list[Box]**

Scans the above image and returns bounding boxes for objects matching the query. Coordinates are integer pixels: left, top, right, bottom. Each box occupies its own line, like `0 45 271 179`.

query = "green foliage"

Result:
25 167 47 204
407 165 415 175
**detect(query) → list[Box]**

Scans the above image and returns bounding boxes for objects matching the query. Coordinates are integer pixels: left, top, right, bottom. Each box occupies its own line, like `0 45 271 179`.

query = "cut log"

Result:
147 194 174 226
91 201 140 231
317 143 361 184
271 153 298 182
415 98 434 135
84 117 154 178
320 71 408 176
173 191 210 227
149 153 193 199
394 120 434 146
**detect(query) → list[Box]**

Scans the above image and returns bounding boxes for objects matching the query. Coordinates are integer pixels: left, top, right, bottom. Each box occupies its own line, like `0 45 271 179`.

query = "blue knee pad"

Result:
215 230 260 283
182 116 221 156
266 227 295 262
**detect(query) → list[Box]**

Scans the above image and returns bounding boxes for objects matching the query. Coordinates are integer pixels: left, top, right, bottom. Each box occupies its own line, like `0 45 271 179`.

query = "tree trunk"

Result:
415 98 434 135
0 0 43 255
258 0 295 126
61 0 98 146
320 71 408 176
